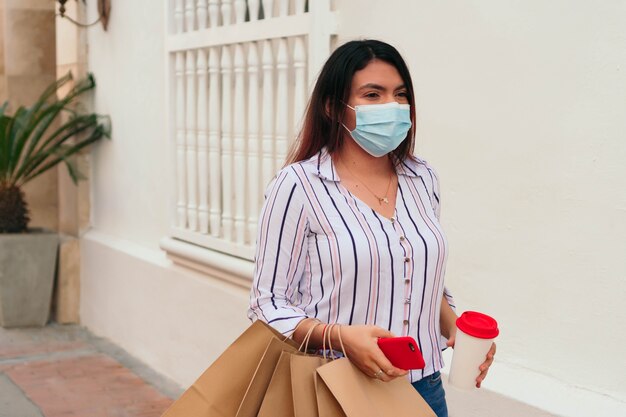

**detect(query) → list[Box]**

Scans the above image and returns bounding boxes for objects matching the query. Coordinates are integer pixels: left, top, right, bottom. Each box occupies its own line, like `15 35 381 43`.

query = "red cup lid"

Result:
456 311 499 339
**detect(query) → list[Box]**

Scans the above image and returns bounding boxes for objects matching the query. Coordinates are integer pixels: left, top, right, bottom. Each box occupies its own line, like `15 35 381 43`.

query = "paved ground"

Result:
443 378 560 417
0 323 559 417
0 324 181 417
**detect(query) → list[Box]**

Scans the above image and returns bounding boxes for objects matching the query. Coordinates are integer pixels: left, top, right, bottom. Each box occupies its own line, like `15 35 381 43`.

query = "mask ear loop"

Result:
340 101 356 134
341 100 356 112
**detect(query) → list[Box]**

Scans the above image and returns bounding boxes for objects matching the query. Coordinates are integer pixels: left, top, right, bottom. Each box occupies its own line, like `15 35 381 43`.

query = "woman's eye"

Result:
397 91 408 98
364 92 379 98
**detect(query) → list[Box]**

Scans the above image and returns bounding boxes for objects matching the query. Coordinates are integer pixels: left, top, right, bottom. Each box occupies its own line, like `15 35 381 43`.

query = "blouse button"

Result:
399 236 406 242
390 216 396 223
404 278 410 283
404 257 410 263
404 298 411 305
403 319 409 325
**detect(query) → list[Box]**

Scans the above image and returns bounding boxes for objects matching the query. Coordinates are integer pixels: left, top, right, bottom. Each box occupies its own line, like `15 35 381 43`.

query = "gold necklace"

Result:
340 159 394 205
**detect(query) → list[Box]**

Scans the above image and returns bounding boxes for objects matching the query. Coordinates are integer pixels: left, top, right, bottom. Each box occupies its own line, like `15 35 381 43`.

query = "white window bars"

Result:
164 0 337 262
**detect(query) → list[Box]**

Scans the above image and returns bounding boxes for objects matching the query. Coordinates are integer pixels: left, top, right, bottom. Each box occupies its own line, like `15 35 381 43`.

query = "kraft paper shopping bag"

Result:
257 350 296 417
316 358 436 417
290 353 331 417
236 337 299 417
314 371 347 417
161 320 299 417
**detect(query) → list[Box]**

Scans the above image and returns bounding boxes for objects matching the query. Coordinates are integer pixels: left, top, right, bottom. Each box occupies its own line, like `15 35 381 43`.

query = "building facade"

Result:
51 1 626 416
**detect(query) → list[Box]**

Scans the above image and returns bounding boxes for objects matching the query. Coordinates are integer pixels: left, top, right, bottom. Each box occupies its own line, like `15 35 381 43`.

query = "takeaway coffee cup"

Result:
448 311 499 390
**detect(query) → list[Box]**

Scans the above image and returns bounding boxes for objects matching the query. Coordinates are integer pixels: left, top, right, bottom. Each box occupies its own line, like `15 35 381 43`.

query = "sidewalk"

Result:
0 323 182 417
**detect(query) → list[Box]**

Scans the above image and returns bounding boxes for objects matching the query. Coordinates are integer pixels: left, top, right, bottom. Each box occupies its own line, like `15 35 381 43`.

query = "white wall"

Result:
336 0 626 414
80 230 250 386
86 0 171 252
80 0 252 388
78 0 625 415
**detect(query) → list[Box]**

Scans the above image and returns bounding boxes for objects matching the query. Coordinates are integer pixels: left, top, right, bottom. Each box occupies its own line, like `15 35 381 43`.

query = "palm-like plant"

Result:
0 72 110 233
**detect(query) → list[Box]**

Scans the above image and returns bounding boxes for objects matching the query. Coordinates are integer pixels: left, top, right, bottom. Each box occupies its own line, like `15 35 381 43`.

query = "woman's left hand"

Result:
476 342 496 388
446 331 497 388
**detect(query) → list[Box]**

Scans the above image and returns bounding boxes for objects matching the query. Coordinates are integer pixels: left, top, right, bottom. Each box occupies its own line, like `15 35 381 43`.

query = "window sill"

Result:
159 237 254 289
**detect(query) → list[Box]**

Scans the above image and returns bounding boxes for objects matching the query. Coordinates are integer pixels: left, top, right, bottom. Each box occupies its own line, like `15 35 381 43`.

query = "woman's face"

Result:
342 59 409 131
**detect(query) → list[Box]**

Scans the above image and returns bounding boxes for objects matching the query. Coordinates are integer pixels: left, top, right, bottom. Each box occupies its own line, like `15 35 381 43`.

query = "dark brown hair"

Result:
286 39 416 165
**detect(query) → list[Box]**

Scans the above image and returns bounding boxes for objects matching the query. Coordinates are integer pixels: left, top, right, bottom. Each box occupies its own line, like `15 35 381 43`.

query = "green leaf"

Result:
0 101 8 117
0 73 109 192
13 115 100 183
0 115 14 178
20 124 107 185
11 74 97 179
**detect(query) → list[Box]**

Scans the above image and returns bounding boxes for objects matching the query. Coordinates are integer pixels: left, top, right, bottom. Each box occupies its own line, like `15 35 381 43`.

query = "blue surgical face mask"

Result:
342 101 412 157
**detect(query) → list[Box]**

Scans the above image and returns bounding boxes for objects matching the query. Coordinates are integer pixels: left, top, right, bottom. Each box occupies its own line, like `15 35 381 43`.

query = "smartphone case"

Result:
377 336 426 370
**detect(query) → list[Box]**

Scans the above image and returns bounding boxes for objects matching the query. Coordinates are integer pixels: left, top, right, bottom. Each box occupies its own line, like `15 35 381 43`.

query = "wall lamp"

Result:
57 0 111 31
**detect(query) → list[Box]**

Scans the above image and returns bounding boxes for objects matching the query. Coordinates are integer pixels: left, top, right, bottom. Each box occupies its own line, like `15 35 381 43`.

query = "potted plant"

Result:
0 72 110 327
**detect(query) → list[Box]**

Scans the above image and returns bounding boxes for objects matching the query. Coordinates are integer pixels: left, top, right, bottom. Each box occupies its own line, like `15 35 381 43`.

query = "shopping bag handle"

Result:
321 323 328 358
325 324 336 359
298 320 323 352
289 317 319 343
336 324 349 361
325 323 349 360
291 319 350 361
325 324 350 361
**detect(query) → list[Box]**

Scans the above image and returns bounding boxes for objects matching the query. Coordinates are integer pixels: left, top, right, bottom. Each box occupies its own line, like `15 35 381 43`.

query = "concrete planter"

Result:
0 228 59 327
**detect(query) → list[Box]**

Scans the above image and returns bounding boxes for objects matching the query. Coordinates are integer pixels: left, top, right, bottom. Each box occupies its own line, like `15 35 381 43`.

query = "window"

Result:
162 0 336 272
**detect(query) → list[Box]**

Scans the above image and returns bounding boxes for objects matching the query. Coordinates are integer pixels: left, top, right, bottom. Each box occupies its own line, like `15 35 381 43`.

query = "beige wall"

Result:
53 0 91 324
0 0 58 231
55 0 91 237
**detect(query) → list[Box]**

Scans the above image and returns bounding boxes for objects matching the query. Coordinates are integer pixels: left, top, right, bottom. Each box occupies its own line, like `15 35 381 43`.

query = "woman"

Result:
248 39 495 417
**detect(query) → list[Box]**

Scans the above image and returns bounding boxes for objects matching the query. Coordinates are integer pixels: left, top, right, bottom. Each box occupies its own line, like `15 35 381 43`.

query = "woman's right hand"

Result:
335 325 409 382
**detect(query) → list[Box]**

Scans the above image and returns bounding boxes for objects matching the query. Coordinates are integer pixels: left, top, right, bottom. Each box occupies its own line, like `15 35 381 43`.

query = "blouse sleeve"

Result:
247 168 310 336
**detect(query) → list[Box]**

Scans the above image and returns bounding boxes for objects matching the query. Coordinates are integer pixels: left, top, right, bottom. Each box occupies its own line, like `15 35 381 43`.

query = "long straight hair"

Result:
286 39 416 165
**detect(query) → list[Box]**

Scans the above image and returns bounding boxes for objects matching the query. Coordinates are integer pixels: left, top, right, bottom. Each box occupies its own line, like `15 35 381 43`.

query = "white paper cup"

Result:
448 311 499 390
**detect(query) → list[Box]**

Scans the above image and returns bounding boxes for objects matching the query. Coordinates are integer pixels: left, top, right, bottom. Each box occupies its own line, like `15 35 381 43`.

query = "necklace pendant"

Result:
380 197 389 204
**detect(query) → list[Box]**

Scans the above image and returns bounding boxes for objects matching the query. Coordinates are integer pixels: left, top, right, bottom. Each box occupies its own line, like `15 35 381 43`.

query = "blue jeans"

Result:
411 371 448 417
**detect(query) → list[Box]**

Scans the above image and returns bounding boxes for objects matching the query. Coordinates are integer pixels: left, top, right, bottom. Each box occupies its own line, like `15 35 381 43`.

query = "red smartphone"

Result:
377 336 425 370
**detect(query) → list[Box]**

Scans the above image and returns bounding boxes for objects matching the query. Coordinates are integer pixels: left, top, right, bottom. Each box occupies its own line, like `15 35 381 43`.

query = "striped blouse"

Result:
248 148 454 381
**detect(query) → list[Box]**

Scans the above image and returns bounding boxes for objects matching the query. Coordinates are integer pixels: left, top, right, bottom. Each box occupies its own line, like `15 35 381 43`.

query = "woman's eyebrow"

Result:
357 83 407 91
357 83 385 91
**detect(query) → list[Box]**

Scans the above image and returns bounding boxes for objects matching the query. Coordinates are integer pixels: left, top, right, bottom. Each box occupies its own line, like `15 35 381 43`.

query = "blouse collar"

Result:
312 147 425 182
